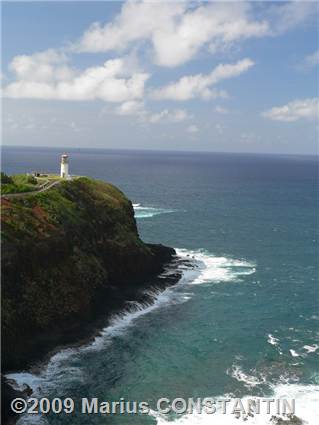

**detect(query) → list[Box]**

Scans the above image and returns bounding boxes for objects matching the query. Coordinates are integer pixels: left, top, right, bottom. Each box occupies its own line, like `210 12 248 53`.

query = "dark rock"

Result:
1 177 177 372
1 376 27 425
270 414 304 424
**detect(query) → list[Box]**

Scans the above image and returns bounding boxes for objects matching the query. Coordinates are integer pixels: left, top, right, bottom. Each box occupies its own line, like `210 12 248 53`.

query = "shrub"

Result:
0 172 13 184
12 174 37 186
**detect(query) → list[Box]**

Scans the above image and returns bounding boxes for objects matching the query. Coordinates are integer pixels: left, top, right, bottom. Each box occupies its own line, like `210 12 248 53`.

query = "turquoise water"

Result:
3 147 319 424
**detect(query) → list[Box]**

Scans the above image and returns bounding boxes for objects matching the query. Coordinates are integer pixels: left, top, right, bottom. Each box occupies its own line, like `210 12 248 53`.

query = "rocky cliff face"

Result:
1 177 175 371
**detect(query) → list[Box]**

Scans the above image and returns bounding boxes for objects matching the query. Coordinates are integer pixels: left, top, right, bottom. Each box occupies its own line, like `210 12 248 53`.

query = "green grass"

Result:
1 173 65 195
1 173 40 194
1 183 35 194
12 174 37 186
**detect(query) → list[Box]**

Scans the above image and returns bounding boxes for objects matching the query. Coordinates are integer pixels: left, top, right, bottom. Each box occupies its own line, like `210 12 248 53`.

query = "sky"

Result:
2 1 319 155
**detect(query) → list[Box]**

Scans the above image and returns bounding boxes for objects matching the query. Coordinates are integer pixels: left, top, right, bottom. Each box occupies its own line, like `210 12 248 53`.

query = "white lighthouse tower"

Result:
60 154 70 179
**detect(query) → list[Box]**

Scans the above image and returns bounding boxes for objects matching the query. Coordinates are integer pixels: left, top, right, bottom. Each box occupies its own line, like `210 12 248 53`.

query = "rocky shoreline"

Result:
3 242 177 373
2 254 182 425
1 177 179 424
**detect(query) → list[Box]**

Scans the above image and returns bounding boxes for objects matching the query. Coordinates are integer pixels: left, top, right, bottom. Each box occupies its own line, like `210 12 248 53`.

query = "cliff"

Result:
1 177 175 372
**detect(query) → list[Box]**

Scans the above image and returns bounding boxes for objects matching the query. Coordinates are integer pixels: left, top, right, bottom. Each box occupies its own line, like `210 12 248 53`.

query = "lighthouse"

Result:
60 154 69 179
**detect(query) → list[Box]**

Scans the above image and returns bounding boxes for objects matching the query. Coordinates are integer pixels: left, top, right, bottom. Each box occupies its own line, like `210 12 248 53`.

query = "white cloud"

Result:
76 2 183 54
4 51 150 102
115 100 145 116
269 1 316 35
151 3 267 67
262 98 319 122
187 124 199 134
114 102 191 125
152 58 254 101
76 1 268 67
74 2 315 68
9 49 74 83
296 49 319 71
215 105 229 114
149 109 191 124
304 50 319 68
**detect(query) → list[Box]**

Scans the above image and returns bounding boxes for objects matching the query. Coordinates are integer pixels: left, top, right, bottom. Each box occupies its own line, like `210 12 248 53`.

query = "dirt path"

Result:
1 180 61 199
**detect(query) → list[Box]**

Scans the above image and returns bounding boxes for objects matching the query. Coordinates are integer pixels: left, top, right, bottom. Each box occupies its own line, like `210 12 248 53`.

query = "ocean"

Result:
2 146 319 424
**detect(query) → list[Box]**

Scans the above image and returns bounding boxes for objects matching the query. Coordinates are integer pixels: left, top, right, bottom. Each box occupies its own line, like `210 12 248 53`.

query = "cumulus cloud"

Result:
76 2 183 53
4 51 149 102
152 58 254 101
76 1 268 67
262 98 319 122
8 49 74 83
75 1 315 67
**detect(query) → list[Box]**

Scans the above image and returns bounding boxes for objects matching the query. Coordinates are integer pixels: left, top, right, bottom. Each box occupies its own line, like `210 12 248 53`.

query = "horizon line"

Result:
1 144 318 158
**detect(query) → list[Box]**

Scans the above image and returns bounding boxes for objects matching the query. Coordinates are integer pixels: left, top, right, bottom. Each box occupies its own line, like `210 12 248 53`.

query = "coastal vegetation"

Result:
1 172 38 194
1 172 64 195
1 176 175 371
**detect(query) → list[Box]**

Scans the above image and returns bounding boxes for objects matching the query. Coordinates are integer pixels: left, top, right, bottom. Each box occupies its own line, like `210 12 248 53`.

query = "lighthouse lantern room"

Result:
60 154 69 179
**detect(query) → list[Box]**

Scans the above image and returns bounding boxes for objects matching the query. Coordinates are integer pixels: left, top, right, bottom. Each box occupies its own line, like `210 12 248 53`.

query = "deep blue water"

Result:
2 146 319 424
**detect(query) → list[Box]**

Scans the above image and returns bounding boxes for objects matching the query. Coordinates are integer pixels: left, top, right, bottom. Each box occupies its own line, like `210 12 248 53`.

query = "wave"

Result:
175 248 256 284
303 344 319 354
267 331 319 359
267 334 280 346
85 248 255 349
83 285 189 352
85 249 256 350
151 383 319 424
6 248 256 423
5 255 193 393
267 333 284 355
227 364 266 388
289 349 300 358
133 203 177 218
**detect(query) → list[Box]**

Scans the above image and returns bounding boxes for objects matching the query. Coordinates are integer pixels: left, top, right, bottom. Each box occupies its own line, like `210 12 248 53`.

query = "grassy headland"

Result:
1 172 63 195
1 172 39 194
1 176 175 371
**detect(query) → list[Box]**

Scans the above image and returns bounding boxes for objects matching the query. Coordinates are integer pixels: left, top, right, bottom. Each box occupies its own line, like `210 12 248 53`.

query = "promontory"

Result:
1 177 176 372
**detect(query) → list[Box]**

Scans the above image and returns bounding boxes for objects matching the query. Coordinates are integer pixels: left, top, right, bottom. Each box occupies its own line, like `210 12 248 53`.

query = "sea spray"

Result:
133 204 177 218
7 248 256 393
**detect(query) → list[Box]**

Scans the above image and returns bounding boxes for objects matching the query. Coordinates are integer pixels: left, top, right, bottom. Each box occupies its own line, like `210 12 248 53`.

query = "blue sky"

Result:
2 1 319 154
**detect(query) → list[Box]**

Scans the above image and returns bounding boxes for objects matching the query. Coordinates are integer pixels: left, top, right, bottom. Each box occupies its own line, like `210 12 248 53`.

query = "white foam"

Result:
5 277 189 393
289 349 300 358
267 334 280 346
303 344 319 354
228 365 266 388
84 287 182 351
175 249 255 285
6 248 256 418
5 372 45 393
133 204 176 218
151 384 319 424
